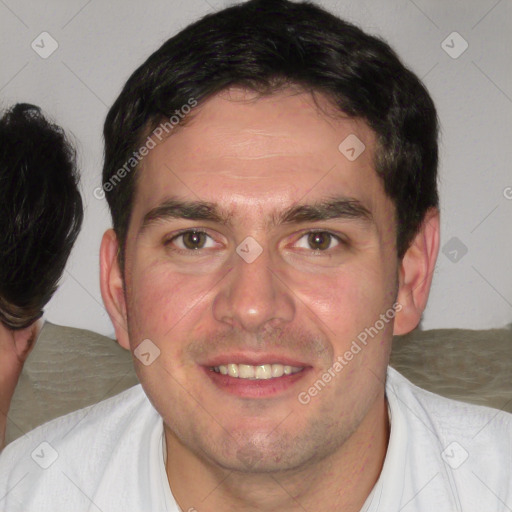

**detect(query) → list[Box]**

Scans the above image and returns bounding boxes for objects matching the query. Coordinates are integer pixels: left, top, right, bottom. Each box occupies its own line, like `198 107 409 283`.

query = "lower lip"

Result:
203 366 311 398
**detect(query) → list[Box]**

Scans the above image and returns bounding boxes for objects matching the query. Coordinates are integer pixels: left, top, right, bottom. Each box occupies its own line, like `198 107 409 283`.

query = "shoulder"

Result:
387 365 512 436
386 365 512 488
0 384 155 500
3 383 148 449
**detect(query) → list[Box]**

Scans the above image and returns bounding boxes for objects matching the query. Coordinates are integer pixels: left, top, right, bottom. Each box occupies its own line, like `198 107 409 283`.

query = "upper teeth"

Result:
212 363 303 379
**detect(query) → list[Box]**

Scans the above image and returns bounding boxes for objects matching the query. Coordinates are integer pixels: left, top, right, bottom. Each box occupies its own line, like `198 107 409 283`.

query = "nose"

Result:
212 241 295 333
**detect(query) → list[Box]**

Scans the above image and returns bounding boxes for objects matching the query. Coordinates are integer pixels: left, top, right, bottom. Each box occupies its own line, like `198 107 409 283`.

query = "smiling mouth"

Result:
210 363 304 380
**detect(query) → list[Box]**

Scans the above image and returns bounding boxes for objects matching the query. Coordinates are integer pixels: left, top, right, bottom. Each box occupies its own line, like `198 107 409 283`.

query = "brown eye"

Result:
307 232 332 251
165 230 215 251
294 231 343 252
181 231 207 250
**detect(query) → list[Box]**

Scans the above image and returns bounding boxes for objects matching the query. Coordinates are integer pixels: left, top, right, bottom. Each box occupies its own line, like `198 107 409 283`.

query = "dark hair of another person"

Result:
103 0 439 269
0 103 83 330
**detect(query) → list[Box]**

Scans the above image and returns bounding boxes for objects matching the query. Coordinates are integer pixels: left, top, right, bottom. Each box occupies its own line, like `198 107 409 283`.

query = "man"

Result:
0 104 83 449
1 1 511 511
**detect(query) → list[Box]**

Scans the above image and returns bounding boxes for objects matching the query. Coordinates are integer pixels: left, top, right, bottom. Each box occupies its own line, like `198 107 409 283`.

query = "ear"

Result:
393 207 440 335
100 229 130 350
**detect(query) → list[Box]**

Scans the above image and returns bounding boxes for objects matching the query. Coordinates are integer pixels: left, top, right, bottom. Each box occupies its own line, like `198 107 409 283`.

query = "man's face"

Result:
120 88 399 472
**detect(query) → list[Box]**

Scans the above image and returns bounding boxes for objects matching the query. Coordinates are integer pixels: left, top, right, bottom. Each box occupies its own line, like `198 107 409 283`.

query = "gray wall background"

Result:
1 0 511 338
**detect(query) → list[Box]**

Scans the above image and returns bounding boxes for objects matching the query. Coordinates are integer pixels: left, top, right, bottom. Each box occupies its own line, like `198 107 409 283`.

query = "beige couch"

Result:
5 321 512 446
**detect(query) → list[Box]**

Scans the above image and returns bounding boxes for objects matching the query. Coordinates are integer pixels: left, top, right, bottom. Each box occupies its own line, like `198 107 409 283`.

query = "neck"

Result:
165 392 389 512
0 318 43 449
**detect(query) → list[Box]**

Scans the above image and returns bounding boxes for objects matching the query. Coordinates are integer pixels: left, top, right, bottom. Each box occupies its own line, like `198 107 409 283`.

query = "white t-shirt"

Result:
0 366 510 511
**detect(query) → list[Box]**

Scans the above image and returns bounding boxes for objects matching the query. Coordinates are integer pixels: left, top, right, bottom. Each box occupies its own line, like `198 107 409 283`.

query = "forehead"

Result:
130 88 393 231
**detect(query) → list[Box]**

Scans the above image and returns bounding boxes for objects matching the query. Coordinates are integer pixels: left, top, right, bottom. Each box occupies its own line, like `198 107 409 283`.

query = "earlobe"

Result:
393 208 440 336
99 229 130 350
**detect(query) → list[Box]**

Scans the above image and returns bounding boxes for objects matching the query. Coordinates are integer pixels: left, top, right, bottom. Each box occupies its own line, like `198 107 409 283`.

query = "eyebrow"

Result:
139 194 374 235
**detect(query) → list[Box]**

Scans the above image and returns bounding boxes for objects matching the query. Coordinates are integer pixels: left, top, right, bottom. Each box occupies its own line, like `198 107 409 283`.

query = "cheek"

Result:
126 259 218 348
127 264 190 340
296 261 391 338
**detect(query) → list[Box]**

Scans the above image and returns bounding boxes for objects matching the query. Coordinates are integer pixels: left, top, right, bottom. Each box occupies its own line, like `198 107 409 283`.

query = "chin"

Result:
206 428 318 475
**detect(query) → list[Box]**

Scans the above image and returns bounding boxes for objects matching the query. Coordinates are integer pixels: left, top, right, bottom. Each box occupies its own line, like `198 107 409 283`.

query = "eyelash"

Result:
163 228 347 254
